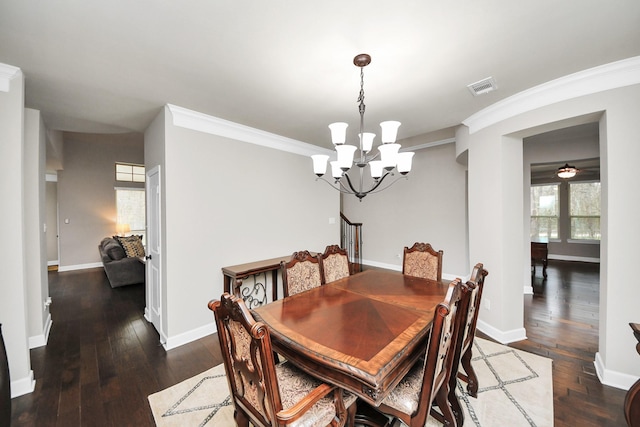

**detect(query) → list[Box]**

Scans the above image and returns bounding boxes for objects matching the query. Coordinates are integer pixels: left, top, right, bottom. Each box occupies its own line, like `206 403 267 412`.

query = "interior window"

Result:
116 162 146 182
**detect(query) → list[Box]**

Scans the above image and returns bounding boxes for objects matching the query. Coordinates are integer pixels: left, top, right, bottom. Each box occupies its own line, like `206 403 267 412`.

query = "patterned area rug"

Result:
148 338 553 426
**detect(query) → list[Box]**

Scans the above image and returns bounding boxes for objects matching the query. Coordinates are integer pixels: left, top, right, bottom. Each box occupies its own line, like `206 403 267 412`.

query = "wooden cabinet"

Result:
531 241 548 278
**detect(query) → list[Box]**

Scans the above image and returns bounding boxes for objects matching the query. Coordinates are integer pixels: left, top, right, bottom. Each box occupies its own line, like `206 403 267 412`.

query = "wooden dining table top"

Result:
252 269 450 405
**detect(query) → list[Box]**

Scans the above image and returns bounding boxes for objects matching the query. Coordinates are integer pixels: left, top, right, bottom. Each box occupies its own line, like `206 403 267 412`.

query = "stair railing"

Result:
340 213 362 273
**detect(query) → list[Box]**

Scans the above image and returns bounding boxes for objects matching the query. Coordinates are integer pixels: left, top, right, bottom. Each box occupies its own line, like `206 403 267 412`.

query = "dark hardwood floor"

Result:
10 261 628 426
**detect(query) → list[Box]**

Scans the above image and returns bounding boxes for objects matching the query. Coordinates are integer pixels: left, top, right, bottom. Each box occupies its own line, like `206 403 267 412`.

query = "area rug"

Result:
148 338 553 426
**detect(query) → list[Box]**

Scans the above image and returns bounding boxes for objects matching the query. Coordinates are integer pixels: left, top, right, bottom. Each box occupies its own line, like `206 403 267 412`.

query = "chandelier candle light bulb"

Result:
311 53 415 200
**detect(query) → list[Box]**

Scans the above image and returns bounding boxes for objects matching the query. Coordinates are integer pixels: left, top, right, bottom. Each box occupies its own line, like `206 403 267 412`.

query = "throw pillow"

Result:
104 239 126 260
116 235 146 258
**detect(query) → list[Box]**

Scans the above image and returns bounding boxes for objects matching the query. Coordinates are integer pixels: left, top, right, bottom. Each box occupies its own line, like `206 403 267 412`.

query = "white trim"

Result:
28 313 52 349
523 285 534 295
595 352 638 390
463 55 640 134
567 239 600 245
401 137 456 152
363 259 401 271
167 104 333 157
11 370 35 398
548 254 600 263
162 322 216 351
45 173 58 182
476 319 527 344
0 63 22 92
47 260 59 267
57 262 103 272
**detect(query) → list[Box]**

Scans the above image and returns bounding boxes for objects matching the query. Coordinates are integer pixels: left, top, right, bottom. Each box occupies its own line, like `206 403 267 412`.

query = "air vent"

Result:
467 77 497 96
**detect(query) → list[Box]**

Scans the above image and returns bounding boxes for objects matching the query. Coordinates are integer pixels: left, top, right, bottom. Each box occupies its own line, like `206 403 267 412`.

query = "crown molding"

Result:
463 56 640 134
167 104 333 157
0 63 22 93
401 137 456 152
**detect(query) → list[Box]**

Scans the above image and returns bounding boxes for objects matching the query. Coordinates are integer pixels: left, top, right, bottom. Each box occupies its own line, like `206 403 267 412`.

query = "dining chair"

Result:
455 264 488 398
373 278 470 427
281 250 323 297
402 242 443 281
209 293 356 427
319 244 351 284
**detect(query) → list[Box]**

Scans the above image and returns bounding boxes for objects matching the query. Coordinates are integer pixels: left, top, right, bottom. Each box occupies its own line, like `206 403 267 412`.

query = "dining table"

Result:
252 269 450 406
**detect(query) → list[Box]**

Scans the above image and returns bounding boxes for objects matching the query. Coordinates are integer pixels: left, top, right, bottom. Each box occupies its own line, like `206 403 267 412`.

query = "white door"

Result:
146 165 164 342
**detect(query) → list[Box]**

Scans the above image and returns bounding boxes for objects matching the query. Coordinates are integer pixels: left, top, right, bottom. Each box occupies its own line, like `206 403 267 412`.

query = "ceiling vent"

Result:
467 77 497 96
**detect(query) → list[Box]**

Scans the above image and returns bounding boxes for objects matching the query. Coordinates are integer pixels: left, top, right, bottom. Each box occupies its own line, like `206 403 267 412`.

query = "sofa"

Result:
98 236 145 288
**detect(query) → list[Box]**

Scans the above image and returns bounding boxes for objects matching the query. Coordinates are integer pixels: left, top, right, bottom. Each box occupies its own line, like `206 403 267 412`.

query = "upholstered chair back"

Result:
281 251 323 297
320 245 351 284
402 242 443 281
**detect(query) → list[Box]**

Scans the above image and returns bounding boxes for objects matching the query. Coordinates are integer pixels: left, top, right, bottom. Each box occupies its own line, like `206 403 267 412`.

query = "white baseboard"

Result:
47 260 59 266
548 254 600 263
28 313 52 349
523 285 534 295
11 370 35 398
162 323 216 351
57 262 103 272
594 351 638 390
476 319 527 344
362 260 463 282
363 259 401 271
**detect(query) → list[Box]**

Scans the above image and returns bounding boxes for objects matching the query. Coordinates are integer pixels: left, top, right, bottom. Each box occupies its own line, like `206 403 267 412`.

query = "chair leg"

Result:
447 377 464 426
354 400 391 427
432 383 457 426
459 347 478 398
234 408 250 427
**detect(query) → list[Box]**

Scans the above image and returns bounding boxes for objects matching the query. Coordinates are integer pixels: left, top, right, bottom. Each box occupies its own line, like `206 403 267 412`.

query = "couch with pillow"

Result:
98 236 146 288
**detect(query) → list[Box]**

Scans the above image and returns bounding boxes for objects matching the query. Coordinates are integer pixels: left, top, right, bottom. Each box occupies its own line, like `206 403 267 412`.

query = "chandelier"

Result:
311 53 414 200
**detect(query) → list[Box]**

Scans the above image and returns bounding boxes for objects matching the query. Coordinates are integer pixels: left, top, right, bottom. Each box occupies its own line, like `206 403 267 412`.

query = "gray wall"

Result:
57 132 144 269
24 108 49 347
46 180 58 264
343 138 469 278
524 123 601 261
0 65 33 397
464 83 640 389
145 105 340 347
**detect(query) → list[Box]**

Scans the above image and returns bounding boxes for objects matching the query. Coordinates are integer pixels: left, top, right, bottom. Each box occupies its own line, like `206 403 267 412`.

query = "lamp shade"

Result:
116 223 130 236
329 122 348 145
369 160 384 179
311 154 329 177
380 121 401 143
359 132 376 153
330 161 343 179
336 144 357 170
378 143 400 170
396 152 415 174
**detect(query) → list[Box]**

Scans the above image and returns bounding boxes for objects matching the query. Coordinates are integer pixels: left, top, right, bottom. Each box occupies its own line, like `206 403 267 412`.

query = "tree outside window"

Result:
531 184 559 240
569 182 601 240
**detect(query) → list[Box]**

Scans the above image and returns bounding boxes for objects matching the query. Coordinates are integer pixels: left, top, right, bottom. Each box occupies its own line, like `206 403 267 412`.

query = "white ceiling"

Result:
1 1 639 149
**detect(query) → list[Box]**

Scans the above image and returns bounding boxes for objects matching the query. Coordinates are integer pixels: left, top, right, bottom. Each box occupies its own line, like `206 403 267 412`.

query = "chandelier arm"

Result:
342 171 360 195
365 175 409 195
314 177 358 195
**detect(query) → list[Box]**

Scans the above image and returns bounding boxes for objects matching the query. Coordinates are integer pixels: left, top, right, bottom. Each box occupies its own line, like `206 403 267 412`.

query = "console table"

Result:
221 256 288 308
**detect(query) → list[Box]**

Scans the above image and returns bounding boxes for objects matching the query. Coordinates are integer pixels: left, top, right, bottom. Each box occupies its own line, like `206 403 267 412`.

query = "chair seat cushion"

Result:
276 361 356 427
379 360 425 415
